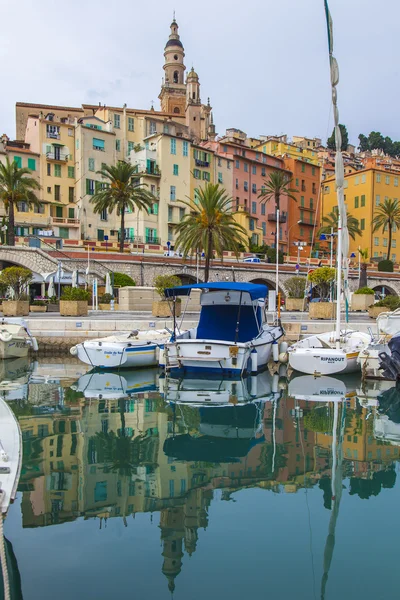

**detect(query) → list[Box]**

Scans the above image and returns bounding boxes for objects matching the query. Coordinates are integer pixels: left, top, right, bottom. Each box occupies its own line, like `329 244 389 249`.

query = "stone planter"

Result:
351 294 375 311
60 300 88 317
286 298 306 311
99 303 120 311
2 301 30 317
152 300 181 318
30 305 47 313
368 305 391 319
309 302 337 320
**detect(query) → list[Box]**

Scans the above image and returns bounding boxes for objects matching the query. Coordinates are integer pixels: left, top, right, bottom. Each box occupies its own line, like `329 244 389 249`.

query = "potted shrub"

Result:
284 276 307 311
152 275 182 317
99 293 119 311
308 267 337 319
30 299 47 313
351 287 375 311
0 267 32 316
60 287 91 316
369 295 400 319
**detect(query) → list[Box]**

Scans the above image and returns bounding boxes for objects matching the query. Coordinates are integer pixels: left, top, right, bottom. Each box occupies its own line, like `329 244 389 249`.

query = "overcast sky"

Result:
1 0 399 146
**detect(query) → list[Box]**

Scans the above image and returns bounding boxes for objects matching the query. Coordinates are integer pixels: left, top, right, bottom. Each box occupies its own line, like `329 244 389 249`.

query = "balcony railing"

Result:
301 184 306 192
145 237 161 244
52 217 80 227
47 132 60 140
120 235 143 243
135 167 161 177
195 159 210 168
46 151 68 161
268 212 287 223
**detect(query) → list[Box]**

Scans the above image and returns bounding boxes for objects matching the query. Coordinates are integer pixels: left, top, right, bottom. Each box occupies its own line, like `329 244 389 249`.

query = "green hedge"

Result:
61 287 91 301
113 272 136 287
378 260 394 272
354 287 375 295
374 295 400 309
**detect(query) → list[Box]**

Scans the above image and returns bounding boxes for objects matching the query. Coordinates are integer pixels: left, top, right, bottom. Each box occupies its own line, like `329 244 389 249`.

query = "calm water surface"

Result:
2 357 400 600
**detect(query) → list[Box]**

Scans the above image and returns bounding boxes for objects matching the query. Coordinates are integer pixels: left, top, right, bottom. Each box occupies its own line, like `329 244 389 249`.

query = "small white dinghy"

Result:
0 318 38 360
0 398 22 514
70 329 170 369
288 330 371 376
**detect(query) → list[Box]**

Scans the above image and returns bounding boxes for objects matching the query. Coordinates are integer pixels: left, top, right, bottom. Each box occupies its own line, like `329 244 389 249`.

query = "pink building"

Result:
204 130 291 249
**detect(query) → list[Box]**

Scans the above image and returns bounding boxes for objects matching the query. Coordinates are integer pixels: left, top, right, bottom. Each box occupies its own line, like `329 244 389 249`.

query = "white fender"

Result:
0 331 13 343
70 345 78 356
272 342 279 363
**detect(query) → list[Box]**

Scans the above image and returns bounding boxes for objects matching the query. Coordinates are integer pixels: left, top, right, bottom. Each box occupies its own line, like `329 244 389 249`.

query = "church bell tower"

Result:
159 18 187 115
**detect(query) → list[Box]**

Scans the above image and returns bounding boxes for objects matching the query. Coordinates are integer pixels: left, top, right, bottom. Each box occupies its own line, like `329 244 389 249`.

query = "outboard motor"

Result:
379 332 400 380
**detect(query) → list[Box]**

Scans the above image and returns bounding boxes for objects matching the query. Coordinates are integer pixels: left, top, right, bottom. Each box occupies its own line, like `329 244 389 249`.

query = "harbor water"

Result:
2 357 400 600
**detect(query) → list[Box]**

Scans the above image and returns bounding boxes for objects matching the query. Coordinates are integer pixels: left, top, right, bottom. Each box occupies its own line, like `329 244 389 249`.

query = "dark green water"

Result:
2 359 400 600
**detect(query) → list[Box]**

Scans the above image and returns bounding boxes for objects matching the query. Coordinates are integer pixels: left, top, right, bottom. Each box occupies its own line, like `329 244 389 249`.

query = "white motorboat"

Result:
71 368 159 399
0 397 22 514
70 329 170 369
0 318 38 360
160 370 281 406
288 19 371 375
163 283 284 376
288 330 371 376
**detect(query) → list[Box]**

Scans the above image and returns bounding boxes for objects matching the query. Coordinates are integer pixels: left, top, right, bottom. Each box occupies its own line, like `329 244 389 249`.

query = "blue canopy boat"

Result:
162 282 284 375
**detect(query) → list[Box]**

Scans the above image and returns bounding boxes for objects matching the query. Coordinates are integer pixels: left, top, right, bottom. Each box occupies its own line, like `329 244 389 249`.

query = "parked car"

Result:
243 257 261 264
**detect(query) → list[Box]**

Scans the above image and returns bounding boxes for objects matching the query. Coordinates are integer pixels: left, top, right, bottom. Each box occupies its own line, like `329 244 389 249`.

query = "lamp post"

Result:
293 241 307 264
287 220 302 259
319 227 337 267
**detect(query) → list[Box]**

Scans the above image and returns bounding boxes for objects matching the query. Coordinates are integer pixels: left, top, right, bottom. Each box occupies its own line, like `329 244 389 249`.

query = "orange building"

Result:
282 157 322 257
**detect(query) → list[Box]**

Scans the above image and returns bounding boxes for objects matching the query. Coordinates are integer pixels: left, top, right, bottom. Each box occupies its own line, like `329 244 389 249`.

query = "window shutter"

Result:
86 179 90 194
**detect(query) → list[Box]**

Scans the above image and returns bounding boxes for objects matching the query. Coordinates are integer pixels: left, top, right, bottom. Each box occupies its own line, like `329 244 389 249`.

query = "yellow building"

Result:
255 134 321 166
74 115 119 245
0 135 43 238
322 167 400 261
129 130 191 247
25 112 80 242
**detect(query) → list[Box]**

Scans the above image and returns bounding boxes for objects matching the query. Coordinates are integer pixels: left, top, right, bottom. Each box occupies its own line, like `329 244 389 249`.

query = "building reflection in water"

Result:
9 370 400 592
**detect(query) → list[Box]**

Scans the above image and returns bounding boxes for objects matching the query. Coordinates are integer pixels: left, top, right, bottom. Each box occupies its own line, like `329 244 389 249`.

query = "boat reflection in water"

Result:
5 359 400 597
71 368 160 400
160 369 282 406
374 381 400 446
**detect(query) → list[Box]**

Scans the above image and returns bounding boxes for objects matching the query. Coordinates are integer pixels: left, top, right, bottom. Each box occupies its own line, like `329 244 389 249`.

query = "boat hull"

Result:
289 347 360 375
164 327 283 376
74 340 159 368
0 398 22 513
0 336 30 359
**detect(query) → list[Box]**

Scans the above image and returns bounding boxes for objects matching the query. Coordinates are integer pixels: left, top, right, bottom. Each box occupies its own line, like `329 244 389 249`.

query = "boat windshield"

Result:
196 302 262 342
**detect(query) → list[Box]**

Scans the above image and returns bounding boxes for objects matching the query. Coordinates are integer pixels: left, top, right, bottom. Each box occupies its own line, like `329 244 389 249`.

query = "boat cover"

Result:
165 282 268 301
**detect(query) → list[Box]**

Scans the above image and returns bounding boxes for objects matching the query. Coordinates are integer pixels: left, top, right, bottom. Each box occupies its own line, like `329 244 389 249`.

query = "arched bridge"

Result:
1 246 400 296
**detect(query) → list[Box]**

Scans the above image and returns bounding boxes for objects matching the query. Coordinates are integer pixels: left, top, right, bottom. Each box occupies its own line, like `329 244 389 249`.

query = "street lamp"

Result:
293 241 307 264
319 227 337 267
287 220 302 257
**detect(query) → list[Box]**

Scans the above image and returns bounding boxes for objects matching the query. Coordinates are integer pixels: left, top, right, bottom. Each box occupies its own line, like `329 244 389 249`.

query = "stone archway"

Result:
175 273 201 285
372 284 398 299
249 277 286 298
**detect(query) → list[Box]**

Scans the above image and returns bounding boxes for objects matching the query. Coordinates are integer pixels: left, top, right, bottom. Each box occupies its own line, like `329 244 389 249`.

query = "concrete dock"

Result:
19 310 378 353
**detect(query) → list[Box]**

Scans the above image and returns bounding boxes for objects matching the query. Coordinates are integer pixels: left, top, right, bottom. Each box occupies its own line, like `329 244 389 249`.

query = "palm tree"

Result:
258 171 297 251
174 183 247 282
0 157 41 246
318 206 362 242
358 248 369 289
90 161 155 253
372 197 400 261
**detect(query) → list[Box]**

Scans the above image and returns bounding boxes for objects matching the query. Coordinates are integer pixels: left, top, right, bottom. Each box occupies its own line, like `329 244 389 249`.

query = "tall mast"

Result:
324 0 348 347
